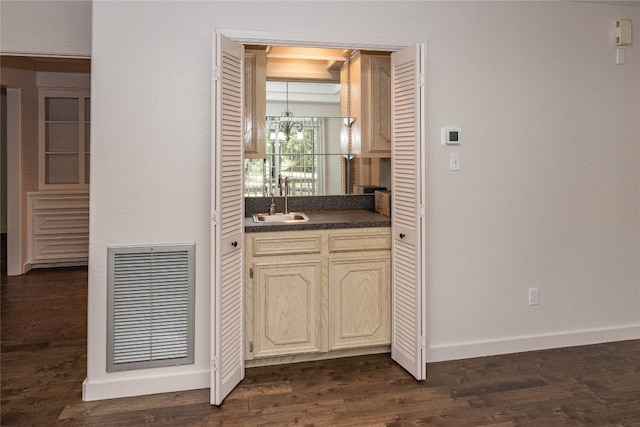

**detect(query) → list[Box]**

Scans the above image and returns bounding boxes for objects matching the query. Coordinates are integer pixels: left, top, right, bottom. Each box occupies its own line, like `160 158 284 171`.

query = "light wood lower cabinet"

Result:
328 256 390 351
245 227 390 366
252 259 323 358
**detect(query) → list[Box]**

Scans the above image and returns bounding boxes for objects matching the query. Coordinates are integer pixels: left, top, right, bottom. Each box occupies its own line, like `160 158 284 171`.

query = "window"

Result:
245 118 324 197
39 88 90 189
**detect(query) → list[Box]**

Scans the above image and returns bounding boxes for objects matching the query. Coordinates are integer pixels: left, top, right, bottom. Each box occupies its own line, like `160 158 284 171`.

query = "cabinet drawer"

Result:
33 211 89 235
328 229 391 253
33 236 89 262
31 194 89 210
251 233 321 257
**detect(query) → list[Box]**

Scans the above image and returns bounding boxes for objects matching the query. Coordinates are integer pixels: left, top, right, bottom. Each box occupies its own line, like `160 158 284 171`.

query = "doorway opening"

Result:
212 30 427 405
1 57 90 276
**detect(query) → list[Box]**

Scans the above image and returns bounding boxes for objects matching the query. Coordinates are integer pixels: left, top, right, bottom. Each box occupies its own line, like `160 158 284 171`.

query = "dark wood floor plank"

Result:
3 266 640 426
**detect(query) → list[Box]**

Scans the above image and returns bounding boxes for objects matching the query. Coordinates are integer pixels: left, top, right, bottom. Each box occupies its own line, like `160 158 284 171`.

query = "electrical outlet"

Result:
529 288 539 306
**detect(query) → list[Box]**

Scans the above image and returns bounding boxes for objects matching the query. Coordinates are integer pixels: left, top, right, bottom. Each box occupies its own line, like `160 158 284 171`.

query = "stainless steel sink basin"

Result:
252 212 310 223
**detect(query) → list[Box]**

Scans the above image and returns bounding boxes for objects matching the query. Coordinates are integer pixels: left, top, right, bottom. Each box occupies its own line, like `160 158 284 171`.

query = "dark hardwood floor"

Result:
2 266 640 426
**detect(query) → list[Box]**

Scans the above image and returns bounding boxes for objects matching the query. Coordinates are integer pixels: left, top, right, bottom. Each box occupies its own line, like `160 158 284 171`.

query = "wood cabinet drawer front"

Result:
251 233 321 257
33 236 89 261
329 229 391 253
33 211 89 235
32 195 89 210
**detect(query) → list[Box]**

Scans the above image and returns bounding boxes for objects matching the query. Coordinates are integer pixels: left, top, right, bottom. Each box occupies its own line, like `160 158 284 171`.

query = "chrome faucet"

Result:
284 176 291 214
268 192 276 215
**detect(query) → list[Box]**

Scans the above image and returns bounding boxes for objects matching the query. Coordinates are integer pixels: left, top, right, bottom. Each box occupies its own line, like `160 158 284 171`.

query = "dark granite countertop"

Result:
245 209 391 232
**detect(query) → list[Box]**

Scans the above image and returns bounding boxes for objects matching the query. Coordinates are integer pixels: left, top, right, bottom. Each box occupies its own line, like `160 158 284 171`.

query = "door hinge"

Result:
249 341 254 353
211 356 218 371
419 204 426 218
418 73 425 87
213 66 220 81
419 336 426 350
249 267 253 279
212 211 219 226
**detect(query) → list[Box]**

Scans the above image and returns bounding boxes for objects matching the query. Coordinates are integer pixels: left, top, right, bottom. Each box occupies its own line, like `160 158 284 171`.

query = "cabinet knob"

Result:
231 241 238 247
399 233 406 239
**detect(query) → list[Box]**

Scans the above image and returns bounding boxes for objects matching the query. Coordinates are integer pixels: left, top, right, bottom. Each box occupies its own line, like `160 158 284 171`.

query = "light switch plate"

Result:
450 153 460 171
617 47 626 65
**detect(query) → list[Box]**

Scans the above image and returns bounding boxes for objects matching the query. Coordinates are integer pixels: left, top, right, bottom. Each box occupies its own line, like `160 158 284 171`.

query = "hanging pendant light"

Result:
269 82 304 142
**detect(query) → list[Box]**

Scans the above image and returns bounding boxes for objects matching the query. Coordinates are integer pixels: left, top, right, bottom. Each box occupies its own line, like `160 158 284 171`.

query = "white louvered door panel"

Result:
391 43 427 381
211 32 245 406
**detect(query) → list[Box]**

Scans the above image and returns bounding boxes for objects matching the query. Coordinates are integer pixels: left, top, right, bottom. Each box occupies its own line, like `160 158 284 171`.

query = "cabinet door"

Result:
366 56 392 155
328 255 390 350
350 53 391 159
39 89 90 189
253 260 323 358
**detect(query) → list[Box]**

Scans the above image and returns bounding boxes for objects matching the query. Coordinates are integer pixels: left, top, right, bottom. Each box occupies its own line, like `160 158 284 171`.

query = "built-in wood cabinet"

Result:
347 52 391 158
243 48 266 159
244 227 390 366
27 191 89 267
33 88 90 269
252 259 323 358
328 229 391 351
39 88 91 189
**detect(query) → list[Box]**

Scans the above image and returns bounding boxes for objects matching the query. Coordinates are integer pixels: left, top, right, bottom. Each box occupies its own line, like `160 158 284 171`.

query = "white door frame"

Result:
4 87 24 276
216 28 429 366
220 29 421 53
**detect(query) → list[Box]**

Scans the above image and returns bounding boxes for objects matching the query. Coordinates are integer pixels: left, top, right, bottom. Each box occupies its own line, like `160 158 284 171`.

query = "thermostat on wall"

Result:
615 19 632 46
441 127 461 145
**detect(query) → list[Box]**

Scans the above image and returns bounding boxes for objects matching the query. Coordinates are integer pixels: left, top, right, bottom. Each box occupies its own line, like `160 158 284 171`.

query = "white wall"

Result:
69 0 640 399
0 0 91 58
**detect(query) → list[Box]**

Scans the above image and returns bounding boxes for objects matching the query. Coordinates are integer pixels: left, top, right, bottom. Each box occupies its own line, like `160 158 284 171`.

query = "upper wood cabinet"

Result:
243 48 266 158
39 88 91 189
346 52 391 158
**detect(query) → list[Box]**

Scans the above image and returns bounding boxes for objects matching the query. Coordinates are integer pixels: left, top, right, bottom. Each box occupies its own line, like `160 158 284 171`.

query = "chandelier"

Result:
269 82 304 142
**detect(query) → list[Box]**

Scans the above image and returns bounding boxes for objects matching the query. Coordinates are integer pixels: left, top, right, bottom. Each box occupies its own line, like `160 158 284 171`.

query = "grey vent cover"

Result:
107 244 195 372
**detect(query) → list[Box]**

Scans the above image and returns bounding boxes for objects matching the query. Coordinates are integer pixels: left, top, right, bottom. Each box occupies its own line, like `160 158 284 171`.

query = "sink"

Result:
252 212 310 223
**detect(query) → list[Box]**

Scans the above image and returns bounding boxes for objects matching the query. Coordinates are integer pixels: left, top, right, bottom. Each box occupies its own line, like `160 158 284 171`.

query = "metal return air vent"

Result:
107 244 195 372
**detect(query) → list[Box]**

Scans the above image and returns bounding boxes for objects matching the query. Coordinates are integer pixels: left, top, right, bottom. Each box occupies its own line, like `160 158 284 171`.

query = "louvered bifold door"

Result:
211 32 245 406
391 43 427 381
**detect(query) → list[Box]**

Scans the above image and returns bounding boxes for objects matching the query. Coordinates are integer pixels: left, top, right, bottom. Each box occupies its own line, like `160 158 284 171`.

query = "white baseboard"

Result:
428 324 640 363
82 369 210 401
80 325 640 400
